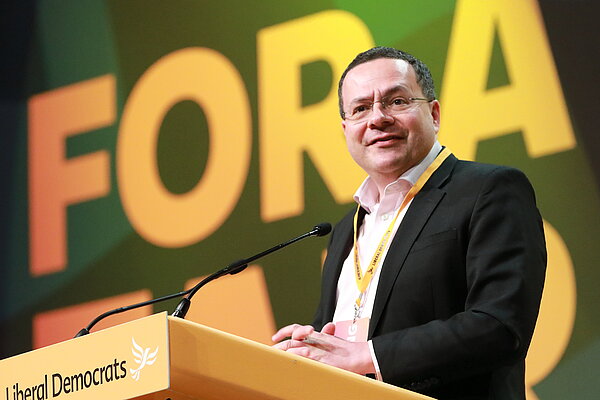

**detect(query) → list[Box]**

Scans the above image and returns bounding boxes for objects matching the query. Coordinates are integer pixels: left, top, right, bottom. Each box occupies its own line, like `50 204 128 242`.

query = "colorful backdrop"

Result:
1 1 599 398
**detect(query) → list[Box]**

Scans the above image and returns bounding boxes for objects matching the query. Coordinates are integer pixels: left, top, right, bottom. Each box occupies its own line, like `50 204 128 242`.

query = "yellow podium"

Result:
0 313 433 400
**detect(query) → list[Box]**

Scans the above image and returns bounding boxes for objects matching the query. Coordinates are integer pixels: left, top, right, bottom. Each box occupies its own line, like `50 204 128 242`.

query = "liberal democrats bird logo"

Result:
130 337 159 381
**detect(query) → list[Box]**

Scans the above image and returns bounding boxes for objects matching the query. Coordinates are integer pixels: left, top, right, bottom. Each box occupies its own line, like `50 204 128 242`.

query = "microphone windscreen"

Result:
313 222 332 237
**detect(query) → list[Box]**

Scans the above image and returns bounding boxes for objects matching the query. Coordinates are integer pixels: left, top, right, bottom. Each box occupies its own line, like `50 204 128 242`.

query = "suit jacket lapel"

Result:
368 155 457 338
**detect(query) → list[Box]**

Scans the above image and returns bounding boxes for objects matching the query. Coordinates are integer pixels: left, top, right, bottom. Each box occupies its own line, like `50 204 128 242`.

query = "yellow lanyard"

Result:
352 148 451 318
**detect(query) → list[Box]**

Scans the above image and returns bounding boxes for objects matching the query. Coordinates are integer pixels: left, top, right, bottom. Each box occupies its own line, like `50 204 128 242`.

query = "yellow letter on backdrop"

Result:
525 221 576 400
28 75 114 275
258 10 373 222
440 0 576 160
118 48 251 247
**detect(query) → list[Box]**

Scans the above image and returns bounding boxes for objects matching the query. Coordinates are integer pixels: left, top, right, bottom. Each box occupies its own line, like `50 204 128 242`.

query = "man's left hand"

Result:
271 322 375 375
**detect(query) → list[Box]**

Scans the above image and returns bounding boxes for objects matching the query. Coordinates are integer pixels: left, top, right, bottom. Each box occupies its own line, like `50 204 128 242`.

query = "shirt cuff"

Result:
367 340 383 381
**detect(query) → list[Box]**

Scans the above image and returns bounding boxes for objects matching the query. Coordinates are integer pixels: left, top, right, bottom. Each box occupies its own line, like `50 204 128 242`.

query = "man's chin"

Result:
366 158 411 178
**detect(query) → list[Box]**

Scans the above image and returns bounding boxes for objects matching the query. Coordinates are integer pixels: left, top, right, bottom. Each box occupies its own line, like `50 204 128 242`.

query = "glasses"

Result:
343 96 432 122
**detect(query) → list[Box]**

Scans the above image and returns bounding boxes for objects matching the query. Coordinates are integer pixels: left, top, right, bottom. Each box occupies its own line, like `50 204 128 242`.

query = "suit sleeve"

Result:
371 167 547 387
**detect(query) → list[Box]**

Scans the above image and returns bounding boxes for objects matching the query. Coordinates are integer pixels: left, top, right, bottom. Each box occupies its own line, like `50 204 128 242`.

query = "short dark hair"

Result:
338 46 436 118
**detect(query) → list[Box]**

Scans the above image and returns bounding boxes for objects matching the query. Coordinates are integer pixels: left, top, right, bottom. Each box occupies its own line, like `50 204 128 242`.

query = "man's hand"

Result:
271 323 375 375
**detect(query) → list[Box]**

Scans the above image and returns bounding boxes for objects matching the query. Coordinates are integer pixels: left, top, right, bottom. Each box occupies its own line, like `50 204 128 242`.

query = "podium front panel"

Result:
0 313 170 400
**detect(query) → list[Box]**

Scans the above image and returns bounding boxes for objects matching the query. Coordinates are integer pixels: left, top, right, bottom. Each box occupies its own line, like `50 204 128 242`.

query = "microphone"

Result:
171 222 332 318
73 222 332 336
310 222 332 237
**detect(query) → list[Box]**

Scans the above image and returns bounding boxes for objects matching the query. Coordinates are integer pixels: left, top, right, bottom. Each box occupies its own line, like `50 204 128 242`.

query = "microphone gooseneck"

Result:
172 222 332 319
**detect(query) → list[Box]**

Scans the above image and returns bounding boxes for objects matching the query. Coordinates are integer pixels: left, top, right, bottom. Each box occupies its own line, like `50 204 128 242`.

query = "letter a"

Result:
440 0 575 160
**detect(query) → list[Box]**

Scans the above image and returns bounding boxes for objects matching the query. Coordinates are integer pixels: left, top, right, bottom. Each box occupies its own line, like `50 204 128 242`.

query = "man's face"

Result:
341 58 440 184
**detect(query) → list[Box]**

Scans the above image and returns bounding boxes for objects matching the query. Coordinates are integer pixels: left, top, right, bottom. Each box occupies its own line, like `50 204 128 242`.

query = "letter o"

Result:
118 47 251 246
525 220 576 399
84 371 92 387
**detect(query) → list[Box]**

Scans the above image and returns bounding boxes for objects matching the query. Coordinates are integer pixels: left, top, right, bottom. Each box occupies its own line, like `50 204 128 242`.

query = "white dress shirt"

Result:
332 140 442 378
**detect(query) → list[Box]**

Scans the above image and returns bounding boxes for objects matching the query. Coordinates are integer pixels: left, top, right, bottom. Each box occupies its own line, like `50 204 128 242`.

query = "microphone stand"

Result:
74 223 331 337
74 290 189 337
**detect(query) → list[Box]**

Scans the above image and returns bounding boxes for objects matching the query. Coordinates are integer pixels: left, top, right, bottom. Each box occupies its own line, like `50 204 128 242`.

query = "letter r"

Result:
257 11 372 222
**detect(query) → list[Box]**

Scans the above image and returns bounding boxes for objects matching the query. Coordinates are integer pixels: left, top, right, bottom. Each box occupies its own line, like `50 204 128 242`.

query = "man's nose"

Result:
368 103 394 128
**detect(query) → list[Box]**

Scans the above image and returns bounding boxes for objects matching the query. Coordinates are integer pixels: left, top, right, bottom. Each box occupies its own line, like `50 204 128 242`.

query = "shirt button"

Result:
382 214 390 221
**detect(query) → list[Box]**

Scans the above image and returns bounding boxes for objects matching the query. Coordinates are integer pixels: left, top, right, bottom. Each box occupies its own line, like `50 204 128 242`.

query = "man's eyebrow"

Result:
381 84 411 97
348 84 412 105
348 95 372 105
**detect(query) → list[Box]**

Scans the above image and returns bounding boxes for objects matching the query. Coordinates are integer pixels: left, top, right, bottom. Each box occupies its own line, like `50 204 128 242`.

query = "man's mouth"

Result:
368 135 405 145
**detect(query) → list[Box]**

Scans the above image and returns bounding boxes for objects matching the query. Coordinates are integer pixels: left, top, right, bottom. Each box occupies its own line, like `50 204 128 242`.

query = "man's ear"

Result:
431 100 441 133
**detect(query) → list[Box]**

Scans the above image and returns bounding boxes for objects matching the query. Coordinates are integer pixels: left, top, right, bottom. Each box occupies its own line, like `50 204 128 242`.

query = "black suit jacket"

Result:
313 154 546 400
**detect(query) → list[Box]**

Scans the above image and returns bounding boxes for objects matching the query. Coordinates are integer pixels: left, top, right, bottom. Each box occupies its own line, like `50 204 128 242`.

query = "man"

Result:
272 47 546 399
